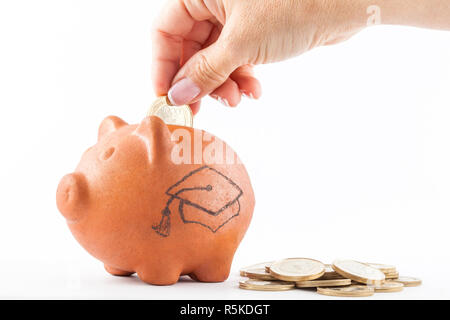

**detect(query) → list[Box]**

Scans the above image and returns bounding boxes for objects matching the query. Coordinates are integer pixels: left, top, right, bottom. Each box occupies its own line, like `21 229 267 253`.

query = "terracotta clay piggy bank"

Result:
56 116 254 285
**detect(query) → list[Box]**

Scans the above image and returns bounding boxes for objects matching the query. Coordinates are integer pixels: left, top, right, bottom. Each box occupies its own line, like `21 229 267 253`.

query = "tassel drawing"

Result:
152 166 243 238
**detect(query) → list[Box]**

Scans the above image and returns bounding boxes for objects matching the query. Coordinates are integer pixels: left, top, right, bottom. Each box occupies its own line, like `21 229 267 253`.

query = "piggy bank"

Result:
56 116 254 285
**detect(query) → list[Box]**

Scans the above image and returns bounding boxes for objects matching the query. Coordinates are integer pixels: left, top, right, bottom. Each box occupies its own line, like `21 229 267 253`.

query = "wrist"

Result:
363 0 450 30
365 0 417 26
341 1 378 29
312 1 377 34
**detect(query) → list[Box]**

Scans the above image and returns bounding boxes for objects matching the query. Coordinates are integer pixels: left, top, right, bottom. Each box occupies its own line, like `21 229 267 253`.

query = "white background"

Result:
0 0 449 299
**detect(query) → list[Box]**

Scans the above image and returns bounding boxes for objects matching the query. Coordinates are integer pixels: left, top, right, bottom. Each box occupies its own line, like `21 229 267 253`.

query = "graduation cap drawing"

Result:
152 166 243 237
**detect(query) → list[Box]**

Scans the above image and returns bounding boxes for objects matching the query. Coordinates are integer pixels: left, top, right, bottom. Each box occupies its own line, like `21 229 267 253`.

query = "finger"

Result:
202 23 222 48
167 33 241 105
181 20 215 63
182 39 203 67
323 30 360 46
210 78 242 107
230 65 262 99
189 101 201 115
151 0 214 95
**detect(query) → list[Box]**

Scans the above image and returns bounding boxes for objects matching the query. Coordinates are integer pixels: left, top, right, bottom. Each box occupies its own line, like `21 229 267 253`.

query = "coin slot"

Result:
101 147 115 160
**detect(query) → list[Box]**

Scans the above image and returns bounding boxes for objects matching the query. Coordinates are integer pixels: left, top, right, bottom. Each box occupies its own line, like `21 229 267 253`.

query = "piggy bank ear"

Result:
56 173 88 222
133 116 173 164
98 116 128 141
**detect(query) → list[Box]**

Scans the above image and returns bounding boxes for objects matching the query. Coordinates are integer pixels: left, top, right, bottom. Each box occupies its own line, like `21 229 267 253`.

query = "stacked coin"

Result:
147 96 193 127
239 258 421 297
365 262 399 280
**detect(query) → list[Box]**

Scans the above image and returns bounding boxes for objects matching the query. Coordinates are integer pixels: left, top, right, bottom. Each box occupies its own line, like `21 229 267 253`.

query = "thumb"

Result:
167 39 239 106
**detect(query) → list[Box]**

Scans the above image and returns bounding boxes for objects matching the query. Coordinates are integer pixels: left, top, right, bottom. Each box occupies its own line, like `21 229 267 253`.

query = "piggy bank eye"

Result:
100 147 115 160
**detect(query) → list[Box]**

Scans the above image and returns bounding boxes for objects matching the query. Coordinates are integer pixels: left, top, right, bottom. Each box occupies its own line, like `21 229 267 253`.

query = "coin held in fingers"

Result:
147 96 193 127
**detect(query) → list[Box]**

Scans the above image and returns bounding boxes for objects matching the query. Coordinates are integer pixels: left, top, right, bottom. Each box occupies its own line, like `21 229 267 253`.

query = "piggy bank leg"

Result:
189 258 232 283
137 265 182 286
104 265 135 277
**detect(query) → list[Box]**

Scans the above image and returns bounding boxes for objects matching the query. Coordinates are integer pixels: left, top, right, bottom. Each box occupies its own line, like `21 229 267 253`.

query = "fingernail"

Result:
211 94 230 107
241 91 255 99
218 97 230 107
168 78 201 106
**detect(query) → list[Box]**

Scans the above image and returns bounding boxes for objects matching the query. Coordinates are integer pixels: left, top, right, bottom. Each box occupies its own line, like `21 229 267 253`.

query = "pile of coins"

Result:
239 258 421 297
147 96 193 127
146 99 423 298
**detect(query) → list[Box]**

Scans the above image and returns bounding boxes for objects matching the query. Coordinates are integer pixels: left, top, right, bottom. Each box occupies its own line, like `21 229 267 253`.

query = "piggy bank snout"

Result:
56 173 87 222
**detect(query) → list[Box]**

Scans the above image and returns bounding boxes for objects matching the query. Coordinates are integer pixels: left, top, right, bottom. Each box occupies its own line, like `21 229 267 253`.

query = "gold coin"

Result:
320 264 346 280
265 262 274 273
241 267 276 281
240 262 274 277
394 276 422 287
384 271 400 279
295 278 351 288
372 281 404 293
147 96 193 127
317 285 375 297
365 263 397 274
332 259 385 285
239 279 295 291
270 258 325 282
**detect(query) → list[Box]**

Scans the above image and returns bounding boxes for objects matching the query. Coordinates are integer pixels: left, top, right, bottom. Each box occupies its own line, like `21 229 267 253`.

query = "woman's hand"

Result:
151 0 450 114
151 0 368 113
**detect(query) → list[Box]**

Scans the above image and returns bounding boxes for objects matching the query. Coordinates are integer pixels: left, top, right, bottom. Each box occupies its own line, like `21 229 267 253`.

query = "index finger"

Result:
151 0 214 96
